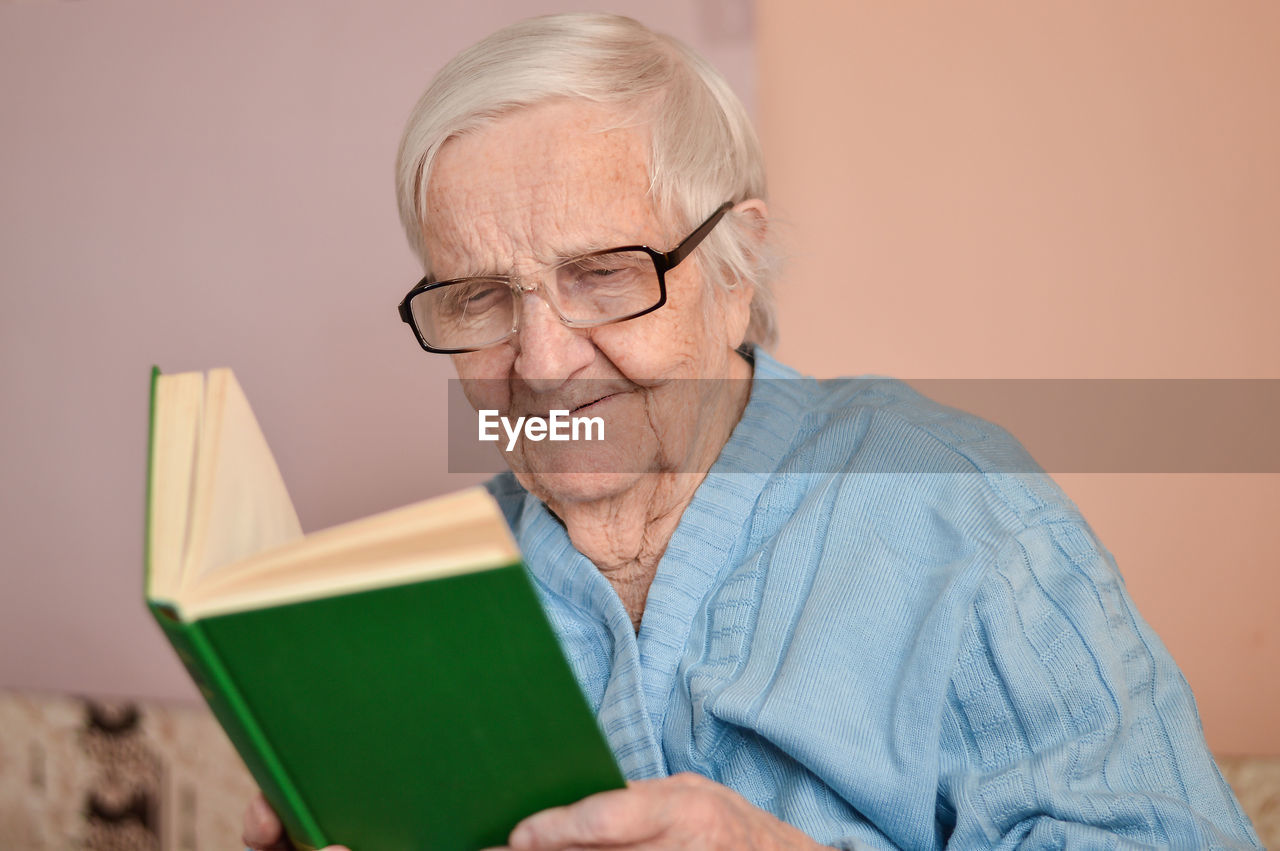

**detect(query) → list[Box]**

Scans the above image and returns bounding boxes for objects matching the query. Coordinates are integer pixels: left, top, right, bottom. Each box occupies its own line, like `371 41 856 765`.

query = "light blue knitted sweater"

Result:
487 349 1261 850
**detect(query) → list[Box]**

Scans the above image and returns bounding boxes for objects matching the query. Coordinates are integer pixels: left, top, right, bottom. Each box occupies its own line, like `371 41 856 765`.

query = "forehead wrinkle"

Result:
422 100 665 278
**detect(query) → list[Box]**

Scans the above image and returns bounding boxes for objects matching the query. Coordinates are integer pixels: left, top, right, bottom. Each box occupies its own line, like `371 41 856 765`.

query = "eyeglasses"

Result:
398 202 733 354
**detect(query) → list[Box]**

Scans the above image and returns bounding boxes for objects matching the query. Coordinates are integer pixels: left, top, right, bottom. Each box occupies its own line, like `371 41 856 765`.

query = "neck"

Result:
542 352 753 629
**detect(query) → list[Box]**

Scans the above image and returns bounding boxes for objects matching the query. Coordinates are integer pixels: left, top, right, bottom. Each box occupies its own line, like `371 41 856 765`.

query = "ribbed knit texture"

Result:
486 349 1261 850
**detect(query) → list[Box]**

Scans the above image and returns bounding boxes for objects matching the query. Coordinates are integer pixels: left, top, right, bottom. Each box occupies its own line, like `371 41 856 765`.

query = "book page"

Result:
183 489 520 618
181 369 302 589
147 371 204 602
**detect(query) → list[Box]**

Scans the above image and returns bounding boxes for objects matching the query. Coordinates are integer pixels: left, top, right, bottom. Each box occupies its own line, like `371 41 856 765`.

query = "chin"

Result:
511 435 656 505
518 469 648 507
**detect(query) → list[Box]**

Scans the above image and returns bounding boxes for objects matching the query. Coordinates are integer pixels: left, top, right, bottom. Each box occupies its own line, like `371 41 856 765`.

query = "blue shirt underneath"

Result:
486 349 1260 850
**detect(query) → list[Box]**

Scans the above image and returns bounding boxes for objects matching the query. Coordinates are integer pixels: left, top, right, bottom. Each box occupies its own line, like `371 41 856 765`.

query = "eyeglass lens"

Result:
409 249 661 351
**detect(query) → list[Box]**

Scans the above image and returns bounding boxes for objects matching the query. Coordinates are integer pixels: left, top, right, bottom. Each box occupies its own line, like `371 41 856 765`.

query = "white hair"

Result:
394 12 780 348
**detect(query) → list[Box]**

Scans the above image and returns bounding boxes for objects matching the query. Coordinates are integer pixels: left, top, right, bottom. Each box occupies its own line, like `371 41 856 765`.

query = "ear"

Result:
722 198 769 349
734 197 769 230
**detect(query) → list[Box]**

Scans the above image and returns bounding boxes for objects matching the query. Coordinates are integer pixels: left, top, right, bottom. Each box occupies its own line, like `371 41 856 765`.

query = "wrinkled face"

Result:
423 99 753 506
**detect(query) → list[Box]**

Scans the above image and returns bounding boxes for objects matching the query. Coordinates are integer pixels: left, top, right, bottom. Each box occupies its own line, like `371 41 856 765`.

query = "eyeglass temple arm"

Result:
661 201 734 267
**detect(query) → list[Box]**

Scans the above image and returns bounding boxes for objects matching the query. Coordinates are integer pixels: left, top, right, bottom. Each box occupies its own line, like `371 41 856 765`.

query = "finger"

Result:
508 787 665 850
241 792 291 850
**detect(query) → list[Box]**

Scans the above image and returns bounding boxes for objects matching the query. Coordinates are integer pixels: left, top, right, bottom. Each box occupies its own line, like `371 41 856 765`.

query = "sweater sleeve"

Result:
937 519 1261 850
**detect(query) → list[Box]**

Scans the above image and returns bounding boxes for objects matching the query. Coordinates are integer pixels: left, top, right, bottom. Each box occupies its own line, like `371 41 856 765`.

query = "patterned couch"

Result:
1 690 1275 849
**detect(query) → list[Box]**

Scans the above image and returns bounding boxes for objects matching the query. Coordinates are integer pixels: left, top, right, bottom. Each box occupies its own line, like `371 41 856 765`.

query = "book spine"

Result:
149 603 328 851
143 366 160 593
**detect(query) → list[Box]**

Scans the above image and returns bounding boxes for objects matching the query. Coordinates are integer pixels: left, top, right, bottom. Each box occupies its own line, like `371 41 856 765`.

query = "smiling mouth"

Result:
571 393 619 414
515 389 629 420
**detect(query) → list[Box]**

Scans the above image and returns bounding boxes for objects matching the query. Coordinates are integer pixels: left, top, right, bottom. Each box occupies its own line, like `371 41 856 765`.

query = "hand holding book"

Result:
146 368 625 851
246 775 831 851
244 793 347 851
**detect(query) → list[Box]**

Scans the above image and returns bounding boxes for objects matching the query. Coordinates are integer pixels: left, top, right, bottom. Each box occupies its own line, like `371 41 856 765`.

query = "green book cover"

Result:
144 367 625 851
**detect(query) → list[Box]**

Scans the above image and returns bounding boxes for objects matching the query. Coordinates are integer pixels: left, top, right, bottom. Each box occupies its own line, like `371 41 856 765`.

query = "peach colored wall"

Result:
757 1 1279 754
0 1 753 703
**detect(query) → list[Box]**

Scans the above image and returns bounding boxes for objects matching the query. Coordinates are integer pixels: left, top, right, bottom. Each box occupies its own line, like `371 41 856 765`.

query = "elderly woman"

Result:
245 13 1260 851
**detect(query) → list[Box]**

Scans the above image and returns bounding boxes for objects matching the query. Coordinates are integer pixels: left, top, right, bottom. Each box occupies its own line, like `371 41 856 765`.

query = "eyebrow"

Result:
544 239 628 264
429 253 509 281
440 237 646 281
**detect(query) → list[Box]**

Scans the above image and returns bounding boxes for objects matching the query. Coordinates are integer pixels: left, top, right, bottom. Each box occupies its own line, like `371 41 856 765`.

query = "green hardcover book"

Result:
144 367 625 851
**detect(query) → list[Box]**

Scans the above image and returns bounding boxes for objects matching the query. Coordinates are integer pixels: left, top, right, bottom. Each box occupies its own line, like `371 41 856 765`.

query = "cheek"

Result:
665 267 733 348
453 348 515 410
591 272 719 374
587 322 671 381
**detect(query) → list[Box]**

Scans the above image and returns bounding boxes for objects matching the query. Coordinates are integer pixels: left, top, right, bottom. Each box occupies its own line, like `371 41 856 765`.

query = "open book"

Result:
144 367 624 851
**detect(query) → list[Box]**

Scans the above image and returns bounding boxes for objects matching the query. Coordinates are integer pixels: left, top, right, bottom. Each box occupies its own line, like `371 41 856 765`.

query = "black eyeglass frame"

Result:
397 201 735 354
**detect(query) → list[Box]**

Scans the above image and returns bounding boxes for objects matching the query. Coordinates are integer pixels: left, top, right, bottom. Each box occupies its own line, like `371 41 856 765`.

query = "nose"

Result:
511 289 595 393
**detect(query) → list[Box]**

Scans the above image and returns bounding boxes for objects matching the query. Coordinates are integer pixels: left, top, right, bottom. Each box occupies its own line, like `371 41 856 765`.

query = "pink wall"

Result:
3 0 1273 758
0 1 753 703
757 1 1279 754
